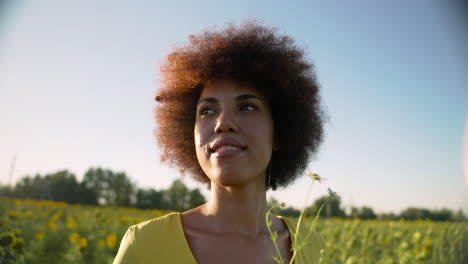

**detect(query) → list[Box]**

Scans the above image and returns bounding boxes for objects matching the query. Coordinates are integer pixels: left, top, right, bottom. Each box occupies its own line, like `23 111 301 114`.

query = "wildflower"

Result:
98 240 106 248
423 237 433 249
69 232 80 243
304 170 327 184
346 239 354 249
412 231 422 243
66 215 76 229
35 232 44 240
7 210 17 218
345 256 358 264
393 231 402 239
79 237 87 249
46 221 57 230
327 188 341 201
106 233 117 248
400 241 408 249
24 210 34 217
380 239 388 247
319 249 326 264
50 211 62 222
422 244 430 253
120 215 129 225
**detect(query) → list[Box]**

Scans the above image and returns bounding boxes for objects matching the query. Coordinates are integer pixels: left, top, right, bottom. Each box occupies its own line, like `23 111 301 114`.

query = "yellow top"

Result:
113 212 330 264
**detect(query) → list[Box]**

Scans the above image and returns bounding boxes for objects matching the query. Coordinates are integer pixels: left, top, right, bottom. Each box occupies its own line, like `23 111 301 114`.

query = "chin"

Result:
211 172 252 187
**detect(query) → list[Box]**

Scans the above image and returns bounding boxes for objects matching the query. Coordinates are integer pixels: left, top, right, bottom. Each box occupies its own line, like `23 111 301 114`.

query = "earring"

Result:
267 160 272 188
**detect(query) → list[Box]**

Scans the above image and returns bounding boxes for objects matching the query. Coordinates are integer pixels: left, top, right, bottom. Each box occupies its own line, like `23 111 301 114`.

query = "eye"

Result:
199 107 215 116
239 104 257 111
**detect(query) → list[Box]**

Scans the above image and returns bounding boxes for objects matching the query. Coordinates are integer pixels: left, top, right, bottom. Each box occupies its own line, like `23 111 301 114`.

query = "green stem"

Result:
303 197 331 243
266 204 285 264
289 180 315 264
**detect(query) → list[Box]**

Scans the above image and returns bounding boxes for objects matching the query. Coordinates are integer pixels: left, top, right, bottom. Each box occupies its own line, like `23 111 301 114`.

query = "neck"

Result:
200 177 275 237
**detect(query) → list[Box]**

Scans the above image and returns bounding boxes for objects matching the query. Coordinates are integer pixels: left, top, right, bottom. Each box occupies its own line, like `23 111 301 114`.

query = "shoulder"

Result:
113 212 182 264
131 212 180 235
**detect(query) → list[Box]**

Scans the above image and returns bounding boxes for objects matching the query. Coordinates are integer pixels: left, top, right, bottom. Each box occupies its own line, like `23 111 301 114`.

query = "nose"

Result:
214 110 237 134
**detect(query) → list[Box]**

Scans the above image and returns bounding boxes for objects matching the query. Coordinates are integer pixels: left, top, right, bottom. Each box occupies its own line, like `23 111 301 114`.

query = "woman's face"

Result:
194 79 275 188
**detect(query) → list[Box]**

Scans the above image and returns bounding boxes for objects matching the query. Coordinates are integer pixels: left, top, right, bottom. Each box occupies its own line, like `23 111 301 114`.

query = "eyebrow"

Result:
197 94 259 106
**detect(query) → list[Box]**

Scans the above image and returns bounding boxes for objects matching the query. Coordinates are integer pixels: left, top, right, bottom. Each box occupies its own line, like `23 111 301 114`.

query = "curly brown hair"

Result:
154 19 327 191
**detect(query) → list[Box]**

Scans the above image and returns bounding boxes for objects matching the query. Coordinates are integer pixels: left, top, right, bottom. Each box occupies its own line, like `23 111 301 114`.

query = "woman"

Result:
113 20 329 264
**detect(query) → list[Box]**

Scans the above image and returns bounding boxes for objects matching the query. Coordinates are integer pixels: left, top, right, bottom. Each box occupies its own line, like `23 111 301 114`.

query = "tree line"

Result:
1 167 466 221
268 195 467 222
0 167 206 212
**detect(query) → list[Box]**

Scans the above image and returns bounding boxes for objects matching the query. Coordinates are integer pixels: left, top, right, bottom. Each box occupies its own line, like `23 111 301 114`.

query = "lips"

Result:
210 137 247 153
212 147 245 158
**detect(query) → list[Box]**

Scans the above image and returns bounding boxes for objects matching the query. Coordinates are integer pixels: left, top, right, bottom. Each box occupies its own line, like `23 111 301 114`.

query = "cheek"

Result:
194 125 208 158
194 127 201 150
260 119 275 144
248 123 274 152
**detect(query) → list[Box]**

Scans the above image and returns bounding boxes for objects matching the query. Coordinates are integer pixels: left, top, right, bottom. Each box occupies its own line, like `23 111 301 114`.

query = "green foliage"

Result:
82 168 135 206
164 179 206 211
350 206 377 219
165 179 190 211
1 168 207 211
317 218 468 264
304 195 346 218
267 197 301 217
398 207 466 222
5 171 85 204
1 197 467 264
0 197 169 264
400 207 432 221
187 188 206 209
134 189 166 209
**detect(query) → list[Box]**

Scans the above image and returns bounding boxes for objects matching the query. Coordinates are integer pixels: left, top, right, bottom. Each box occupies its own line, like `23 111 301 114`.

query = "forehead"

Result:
198 79 265 101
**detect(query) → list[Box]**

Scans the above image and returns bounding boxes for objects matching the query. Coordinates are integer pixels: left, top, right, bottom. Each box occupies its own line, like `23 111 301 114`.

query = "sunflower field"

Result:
0 197 466 264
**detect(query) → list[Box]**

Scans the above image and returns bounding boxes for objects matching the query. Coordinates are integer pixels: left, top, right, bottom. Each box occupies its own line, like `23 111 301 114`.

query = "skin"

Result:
180 79 292 264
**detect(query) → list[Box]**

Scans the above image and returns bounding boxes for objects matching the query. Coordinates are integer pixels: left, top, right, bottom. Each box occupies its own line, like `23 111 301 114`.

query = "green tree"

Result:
14 174 45 199
350 206 376 219
12 170 84 204
0 185 14 197
430 208 453 221
278 206 301 217
187 188 206 209
377 212 398 221
43 170 81 203
82 168 109 204
304 195 346 218
267 196 300 217
82 167 135 206
163 179 207 211
400 207 432 220
135 188 167 209
109 172 134 207
453 209 468 222
166 179 190 211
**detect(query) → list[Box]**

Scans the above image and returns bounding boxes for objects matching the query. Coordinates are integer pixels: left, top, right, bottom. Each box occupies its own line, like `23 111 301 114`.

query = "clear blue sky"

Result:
1 0 467 214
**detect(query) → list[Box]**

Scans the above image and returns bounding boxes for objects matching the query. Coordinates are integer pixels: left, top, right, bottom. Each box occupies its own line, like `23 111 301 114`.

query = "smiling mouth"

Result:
212 146 245 158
